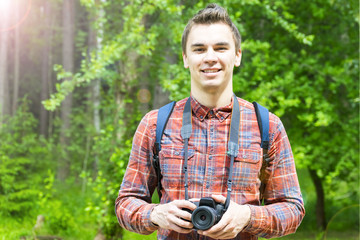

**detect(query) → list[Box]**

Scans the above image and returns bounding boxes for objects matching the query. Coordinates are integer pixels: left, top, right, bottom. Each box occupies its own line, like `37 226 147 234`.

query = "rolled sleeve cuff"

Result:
243 204 263 234
142 203 159 233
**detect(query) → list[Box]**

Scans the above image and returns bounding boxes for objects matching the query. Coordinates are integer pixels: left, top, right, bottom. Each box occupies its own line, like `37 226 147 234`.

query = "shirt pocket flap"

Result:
160 146 195 160
234 148 261 164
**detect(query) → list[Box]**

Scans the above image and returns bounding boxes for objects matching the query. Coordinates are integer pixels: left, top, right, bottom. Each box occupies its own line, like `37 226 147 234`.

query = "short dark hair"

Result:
181 3 241 53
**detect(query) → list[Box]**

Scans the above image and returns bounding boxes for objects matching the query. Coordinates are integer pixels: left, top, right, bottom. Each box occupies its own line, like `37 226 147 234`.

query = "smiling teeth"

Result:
203 70 218 73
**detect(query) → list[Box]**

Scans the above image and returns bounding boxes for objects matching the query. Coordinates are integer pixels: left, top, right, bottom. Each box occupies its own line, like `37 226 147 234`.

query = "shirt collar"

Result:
190 95 233 123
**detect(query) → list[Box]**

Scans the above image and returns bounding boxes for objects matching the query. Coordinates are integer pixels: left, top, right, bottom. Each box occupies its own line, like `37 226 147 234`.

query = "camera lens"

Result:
192 206 216 230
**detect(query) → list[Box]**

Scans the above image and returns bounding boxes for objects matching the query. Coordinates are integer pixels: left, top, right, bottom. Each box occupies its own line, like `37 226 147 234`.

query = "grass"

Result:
0 184 98 240
123 230 157 240
0 217 34 240
123 230 360 240
0 216 97 240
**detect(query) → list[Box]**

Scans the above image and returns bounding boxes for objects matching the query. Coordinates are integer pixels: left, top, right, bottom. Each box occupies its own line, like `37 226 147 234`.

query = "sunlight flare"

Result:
0 0 32 32
0 0 12 13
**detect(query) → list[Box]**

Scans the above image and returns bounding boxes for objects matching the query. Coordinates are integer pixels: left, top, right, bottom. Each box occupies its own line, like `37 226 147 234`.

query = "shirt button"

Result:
209 155 213 160
221 116 224 120
200 115 203 119
243 154 247 158
175 151 180 156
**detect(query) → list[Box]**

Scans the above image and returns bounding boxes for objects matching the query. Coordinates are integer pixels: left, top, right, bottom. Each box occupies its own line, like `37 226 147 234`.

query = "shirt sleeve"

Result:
244 114 305 238
115 111 159 235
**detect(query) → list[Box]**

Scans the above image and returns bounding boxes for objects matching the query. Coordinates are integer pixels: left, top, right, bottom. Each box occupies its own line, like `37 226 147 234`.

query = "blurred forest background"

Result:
0 0 359 239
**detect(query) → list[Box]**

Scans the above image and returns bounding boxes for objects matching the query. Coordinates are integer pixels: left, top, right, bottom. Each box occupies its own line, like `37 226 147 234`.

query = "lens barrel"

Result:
191 206 218 230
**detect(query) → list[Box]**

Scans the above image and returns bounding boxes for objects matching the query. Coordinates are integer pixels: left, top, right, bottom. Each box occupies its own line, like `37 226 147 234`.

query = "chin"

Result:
201 85 223 93
202 79 226 88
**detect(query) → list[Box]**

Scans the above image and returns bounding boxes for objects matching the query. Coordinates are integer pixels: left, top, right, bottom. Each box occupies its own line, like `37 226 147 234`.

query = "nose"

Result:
203 48 217 63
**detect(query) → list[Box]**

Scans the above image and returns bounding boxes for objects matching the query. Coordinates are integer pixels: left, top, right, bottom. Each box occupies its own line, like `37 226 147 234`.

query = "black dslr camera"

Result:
186 197 226 230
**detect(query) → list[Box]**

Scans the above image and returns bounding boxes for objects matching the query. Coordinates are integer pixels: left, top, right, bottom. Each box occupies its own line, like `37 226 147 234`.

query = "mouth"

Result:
201 69 221 73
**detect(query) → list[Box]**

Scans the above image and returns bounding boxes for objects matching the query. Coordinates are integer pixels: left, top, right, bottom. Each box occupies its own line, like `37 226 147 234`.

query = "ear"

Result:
182 52 189 68
234 49 242 67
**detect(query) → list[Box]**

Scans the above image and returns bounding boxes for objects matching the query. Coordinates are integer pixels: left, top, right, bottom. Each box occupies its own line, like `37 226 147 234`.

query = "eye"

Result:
194 48 205 53
216 47 227 51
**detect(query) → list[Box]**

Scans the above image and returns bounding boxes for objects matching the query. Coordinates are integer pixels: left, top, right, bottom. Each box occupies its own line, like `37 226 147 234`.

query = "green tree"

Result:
0 99 50 217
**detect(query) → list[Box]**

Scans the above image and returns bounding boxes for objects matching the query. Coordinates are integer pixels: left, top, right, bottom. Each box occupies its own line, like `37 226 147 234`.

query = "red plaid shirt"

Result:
115 96 305 240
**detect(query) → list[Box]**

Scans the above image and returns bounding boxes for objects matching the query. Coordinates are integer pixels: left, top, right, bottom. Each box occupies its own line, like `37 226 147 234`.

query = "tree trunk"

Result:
0 6 10 123
83 7 101 183
58 0 75 180
40 1 52 136
152 55 174 109
47 3 57 139
153 80 170 109
12 0 20 115
93 78 101 171
93 0 104 173
308 167 327 230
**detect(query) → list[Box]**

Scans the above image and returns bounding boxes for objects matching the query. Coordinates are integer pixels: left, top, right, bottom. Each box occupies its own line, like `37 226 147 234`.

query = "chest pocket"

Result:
232 148 262 190
159 146 195 190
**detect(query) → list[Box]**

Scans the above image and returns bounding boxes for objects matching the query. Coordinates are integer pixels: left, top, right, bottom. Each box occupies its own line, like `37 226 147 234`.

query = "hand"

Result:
150 200 197 234
197 195 251 239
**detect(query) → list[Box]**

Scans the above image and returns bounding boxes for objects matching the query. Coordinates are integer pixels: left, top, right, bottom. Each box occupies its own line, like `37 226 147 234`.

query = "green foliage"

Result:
35 173 98 239
83 171 123 238
0 217 35 240
36 171 74 235
0 98 99 238
80 101 138 238
0 99 49 217
43 200 75 234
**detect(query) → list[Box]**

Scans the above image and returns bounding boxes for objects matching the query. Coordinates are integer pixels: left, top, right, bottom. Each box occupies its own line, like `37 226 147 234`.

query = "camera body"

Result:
185 197 226 230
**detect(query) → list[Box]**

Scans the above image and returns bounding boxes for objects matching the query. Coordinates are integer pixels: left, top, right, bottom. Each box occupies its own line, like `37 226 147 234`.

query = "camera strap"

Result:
181 94 240 211
225 94 240 210
181 97 192 200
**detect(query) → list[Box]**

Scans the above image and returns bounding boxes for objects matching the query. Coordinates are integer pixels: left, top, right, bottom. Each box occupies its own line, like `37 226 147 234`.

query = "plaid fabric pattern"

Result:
115 96 305 240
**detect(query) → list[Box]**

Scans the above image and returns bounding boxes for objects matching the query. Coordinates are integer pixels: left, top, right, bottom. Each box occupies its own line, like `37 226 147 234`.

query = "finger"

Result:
177 209 192 221
189 198 200 202
201 210 232 234
204 211 244 238
198 229 230 239
202 219 228 235
173 200 197 211
203 225 235 240
169 223 193 234
211 194 226 204
174 228 192 234
168 214 194 230
172 216 194 230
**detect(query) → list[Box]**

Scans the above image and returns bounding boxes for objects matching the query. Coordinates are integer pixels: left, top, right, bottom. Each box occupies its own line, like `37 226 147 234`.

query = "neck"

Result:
191 87 233 109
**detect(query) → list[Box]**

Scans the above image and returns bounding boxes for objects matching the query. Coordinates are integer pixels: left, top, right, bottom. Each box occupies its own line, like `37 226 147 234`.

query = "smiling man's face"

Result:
183 22 241 96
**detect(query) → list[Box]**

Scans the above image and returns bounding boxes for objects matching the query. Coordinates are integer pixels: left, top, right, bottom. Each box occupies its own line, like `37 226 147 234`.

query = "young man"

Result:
115 4 304 240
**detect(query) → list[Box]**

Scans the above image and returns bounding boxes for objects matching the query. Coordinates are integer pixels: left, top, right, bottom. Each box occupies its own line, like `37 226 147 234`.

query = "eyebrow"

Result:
190 42 230 48
191 43 205 48
215 42 230 46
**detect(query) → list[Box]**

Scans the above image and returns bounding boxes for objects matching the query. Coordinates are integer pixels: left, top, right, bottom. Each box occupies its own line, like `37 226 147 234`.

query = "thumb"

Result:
211 194 226 204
